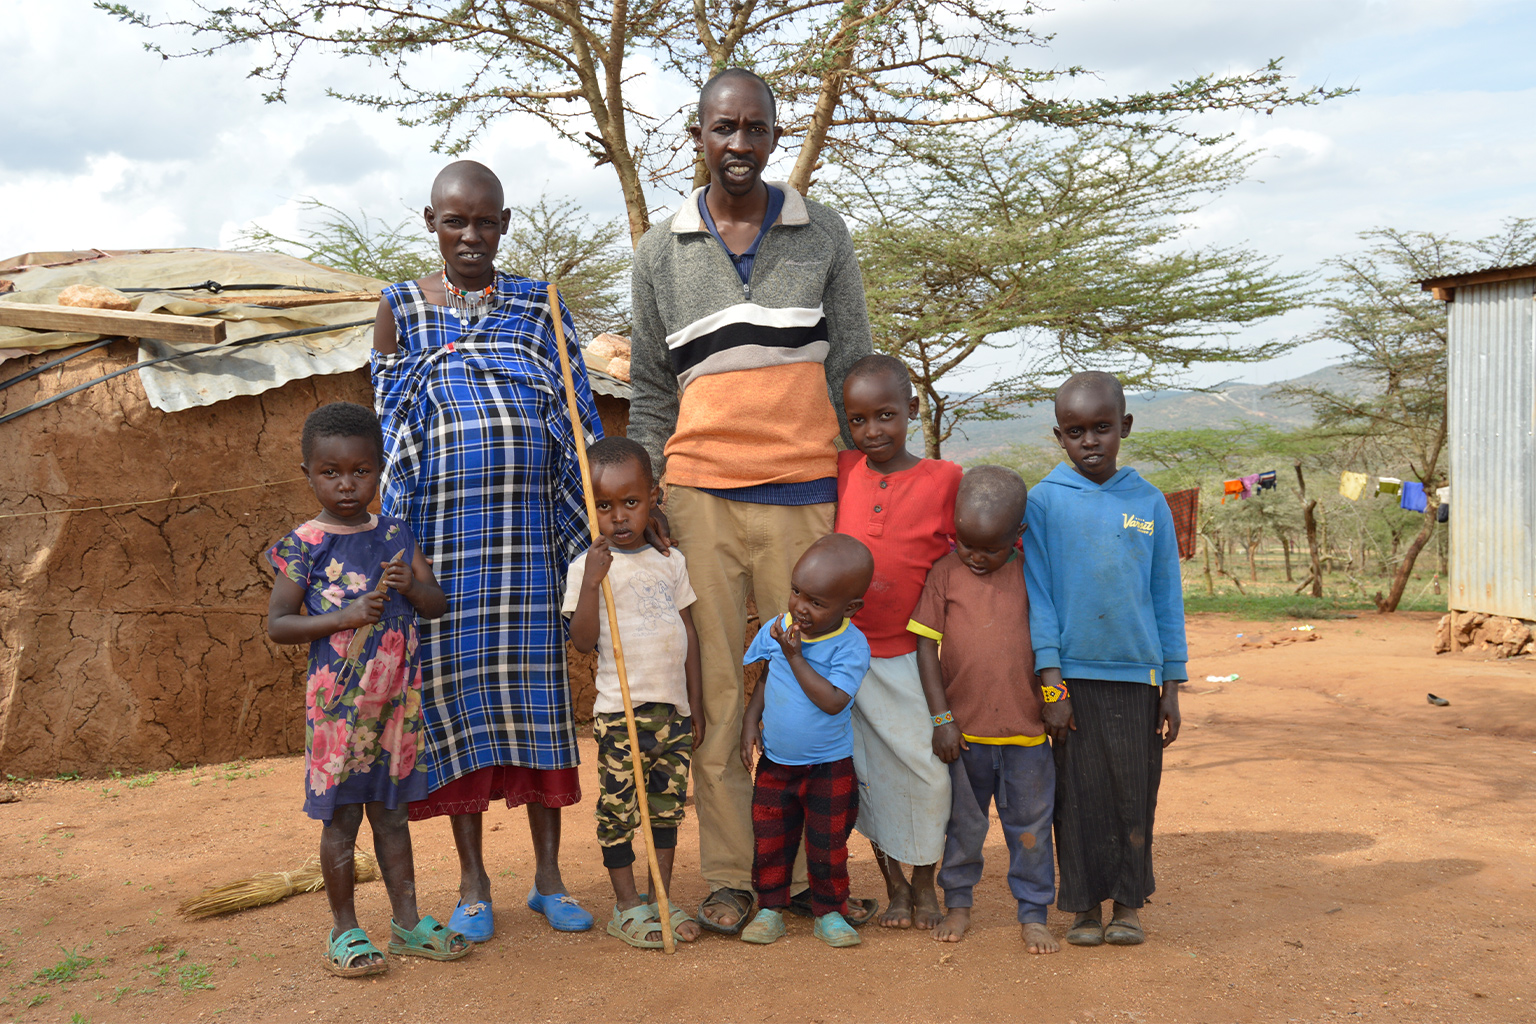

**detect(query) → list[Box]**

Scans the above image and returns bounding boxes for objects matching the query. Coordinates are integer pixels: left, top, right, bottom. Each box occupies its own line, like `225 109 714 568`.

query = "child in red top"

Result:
834 354 962 929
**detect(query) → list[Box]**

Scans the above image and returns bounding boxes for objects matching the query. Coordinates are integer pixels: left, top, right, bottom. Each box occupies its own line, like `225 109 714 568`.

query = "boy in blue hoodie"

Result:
1023 371 1186 949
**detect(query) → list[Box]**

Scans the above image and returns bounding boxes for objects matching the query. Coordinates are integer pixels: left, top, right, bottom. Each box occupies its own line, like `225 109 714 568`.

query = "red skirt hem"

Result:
408 765 582 821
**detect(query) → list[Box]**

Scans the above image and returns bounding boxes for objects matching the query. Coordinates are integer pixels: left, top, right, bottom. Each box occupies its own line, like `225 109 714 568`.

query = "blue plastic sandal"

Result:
526 885 594 932
449 899 494 942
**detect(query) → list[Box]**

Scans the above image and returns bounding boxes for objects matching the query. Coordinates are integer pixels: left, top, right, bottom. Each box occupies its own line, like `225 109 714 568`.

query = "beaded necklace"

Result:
442 270 496 322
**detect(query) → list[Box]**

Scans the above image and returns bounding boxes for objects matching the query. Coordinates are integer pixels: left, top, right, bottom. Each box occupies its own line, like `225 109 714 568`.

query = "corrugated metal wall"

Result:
1447 278 1536 618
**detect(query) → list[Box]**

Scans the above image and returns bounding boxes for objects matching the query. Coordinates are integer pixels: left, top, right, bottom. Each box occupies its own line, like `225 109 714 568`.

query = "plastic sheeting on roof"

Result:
0 248 629 411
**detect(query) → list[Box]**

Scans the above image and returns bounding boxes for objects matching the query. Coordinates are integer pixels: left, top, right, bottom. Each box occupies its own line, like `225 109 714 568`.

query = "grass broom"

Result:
178 851 380 919
549 284 676 954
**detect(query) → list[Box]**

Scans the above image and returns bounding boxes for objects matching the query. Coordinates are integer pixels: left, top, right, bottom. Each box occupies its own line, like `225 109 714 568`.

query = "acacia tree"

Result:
99 0 1350 244
1283 219 1536 612
837 128 1306 456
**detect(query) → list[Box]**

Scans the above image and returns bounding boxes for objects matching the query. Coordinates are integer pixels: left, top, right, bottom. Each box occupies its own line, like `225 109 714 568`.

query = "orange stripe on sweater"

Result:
663 363 839 488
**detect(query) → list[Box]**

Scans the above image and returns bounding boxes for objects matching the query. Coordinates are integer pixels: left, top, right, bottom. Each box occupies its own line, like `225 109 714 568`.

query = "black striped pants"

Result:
1052 679 1162 912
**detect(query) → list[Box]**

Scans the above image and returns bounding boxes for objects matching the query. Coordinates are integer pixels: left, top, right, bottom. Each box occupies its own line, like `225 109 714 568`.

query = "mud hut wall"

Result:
0 344 722 773
0 345 373 775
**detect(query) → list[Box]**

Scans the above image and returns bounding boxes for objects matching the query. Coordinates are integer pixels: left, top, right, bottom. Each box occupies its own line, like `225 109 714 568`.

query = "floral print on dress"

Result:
266 515 429 820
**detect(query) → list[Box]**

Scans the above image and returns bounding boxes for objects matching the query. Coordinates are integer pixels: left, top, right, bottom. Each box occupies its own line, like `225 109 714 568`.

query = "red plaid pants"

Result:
751 755 858 917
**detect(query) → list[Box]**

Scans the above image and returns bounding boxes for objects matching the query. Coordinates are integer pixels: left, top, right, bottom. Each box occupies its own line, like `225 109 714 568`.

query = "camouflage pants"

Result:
593 702 692 868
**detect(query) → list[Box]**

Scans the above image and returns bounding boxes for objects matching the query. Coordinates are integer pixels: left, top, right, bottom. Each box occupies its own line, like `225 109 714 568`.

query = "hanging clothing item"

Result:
1437 486 1450 504
1377 477 1402 496
1163 488 1199 560
1239 473 1260 498
1437 503 1450 523
1339 471 1368 501
1256 470 1277 492
1400 481 1427 512
1222 479 1245 504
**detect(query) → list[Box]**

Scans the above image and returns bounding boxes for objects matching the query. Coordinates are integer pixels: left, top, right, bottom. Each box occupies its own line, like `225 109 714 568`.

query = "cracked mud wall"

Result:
0 344 625 775
0 341 374 774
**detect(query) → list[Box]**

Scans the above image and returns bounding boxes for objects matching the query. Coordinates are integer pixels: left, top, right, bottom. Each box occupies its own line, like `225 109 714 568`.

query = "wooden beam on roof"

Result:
1431 286 1453 302
201 291 381 310
0 302 226 344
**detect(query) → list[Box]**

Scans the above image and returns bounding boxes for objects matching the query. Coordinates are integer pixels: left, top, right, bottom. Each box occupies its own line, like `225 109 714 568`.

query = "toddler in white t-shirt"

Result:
562 437 703 949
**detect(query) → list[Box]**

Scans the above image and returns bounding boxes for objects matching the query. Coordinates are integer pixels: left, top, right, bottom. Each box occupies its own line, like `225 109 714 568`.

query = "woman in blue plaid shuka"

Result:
373 266 601 934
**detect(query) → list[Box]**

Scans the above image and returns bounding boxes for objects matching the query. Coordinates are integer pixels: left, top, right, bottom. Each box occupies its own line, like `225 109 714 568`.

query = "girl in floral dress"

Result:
267 402 470 977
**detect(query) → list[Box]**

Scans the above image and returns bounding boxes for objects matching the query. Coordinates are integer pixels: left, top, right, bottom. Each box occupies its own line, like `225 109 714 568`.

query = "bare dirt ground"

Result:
2 610 1535 1024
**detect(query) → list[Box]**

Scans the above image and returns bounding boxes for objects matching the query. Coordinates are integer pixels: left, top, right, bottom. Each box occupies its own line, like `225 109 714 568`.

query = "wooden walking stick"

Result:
548 284 676 953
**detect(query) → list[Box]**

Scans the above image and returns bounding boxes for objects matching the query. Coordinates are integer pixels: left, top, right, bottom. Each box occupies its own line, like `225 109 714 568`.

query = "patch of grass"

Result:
54 772 82 782
70 1012 91 1023
176 963 214 992
1182 591 1447 619
35 945 96 985
24 992 48 1008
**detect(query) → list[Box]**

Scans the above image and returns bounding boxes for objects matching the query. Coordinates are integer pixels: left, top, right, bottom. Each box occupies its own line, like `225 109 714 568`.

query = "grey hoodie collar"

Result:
671 181 809 234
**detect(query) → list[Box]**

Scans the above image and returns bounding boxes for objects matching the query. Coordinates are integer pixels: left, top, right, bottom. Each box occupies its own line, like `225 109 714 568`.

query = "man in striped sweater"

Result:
628 67 875 935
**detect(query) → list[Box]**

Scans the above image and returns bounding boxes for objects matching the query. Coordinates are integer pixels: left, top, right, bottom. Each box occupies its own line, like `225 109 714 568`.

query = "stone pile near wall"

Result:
1434 612 1534 657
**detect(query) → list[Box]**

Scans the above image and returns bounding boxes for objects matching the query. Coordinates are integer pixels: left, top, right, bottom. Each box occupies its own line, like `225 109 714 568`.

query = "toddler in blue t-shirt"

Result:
738 535 874 949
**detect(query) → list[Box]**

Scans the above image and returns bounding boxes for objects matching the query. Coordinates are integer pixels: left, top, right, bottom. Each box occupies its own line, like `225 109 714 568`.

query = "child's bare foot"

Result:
872 843 914 928
1104 903 1145 945
911 883 944 930
931 906 970 942
880 886 914 928
1022 921 1059 954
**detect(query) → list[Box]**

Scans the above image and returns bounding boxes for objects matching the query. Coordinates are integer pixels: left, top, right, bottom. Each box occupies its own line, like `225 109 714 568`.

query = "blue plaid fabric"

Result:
372 273 602 786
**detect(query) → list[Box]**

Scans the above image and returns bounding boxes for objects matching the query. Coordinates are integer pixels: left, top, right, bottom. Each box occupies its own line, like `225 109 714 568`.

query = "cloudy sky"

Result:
2 0 1533 388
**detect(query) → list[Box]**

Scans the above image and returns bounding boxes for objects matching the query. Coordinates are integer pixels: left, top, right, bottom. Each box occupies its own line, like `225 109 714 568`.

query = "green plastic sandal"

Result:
607 902 665 949
323 927 388 978
388 914 471 961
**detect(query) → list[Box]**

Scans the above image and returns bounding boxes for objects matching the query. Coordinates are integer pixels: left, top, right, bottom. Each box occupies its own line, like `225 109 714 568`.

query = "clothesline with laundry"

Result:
1337 471 1449 519
1217 468 1449 519
1219 469 1278 503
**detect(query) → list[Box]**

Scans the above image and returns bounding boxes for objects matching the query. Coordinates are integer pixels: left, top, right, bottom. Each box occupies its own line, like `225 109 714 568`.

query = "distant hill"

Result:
940 365 1369 461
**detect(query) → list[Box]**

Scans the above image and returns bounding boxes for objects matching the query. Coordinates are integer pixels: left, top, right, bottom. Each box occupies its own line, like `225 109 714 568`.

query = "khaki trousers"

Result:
666 485 833 893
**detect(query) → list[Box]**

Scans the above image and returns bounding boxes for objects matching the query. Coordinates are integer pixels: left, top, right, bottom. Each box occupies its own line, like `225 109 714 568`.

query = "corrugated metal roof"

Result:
0 248 630 412
1420 263 1536 296
1446 276 1536 618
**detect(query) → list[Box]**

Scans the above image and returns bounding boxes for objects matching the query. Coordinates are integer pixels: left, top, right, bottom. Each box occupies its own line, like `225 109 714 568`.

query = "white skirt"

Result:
851 652 952 864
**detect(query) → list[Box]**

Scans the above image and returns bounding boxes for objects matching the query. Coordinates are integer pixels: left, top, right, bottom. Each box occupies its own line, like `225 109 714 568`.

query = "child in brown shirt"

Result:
907 466 1057 953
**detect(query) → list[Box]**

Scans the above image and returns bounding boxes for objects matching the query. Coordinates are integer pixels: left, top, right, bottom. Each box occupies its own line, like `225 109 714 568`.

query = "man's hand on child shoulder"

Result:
769 616 802 658
583 536 613 587
644 493 672 556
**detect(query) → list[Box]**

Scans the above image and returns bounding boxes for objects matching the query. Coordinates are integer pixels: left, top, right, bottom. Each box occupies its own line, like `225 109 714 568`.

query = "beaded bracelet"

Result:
931 710 954 727
1041 683 1070 703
